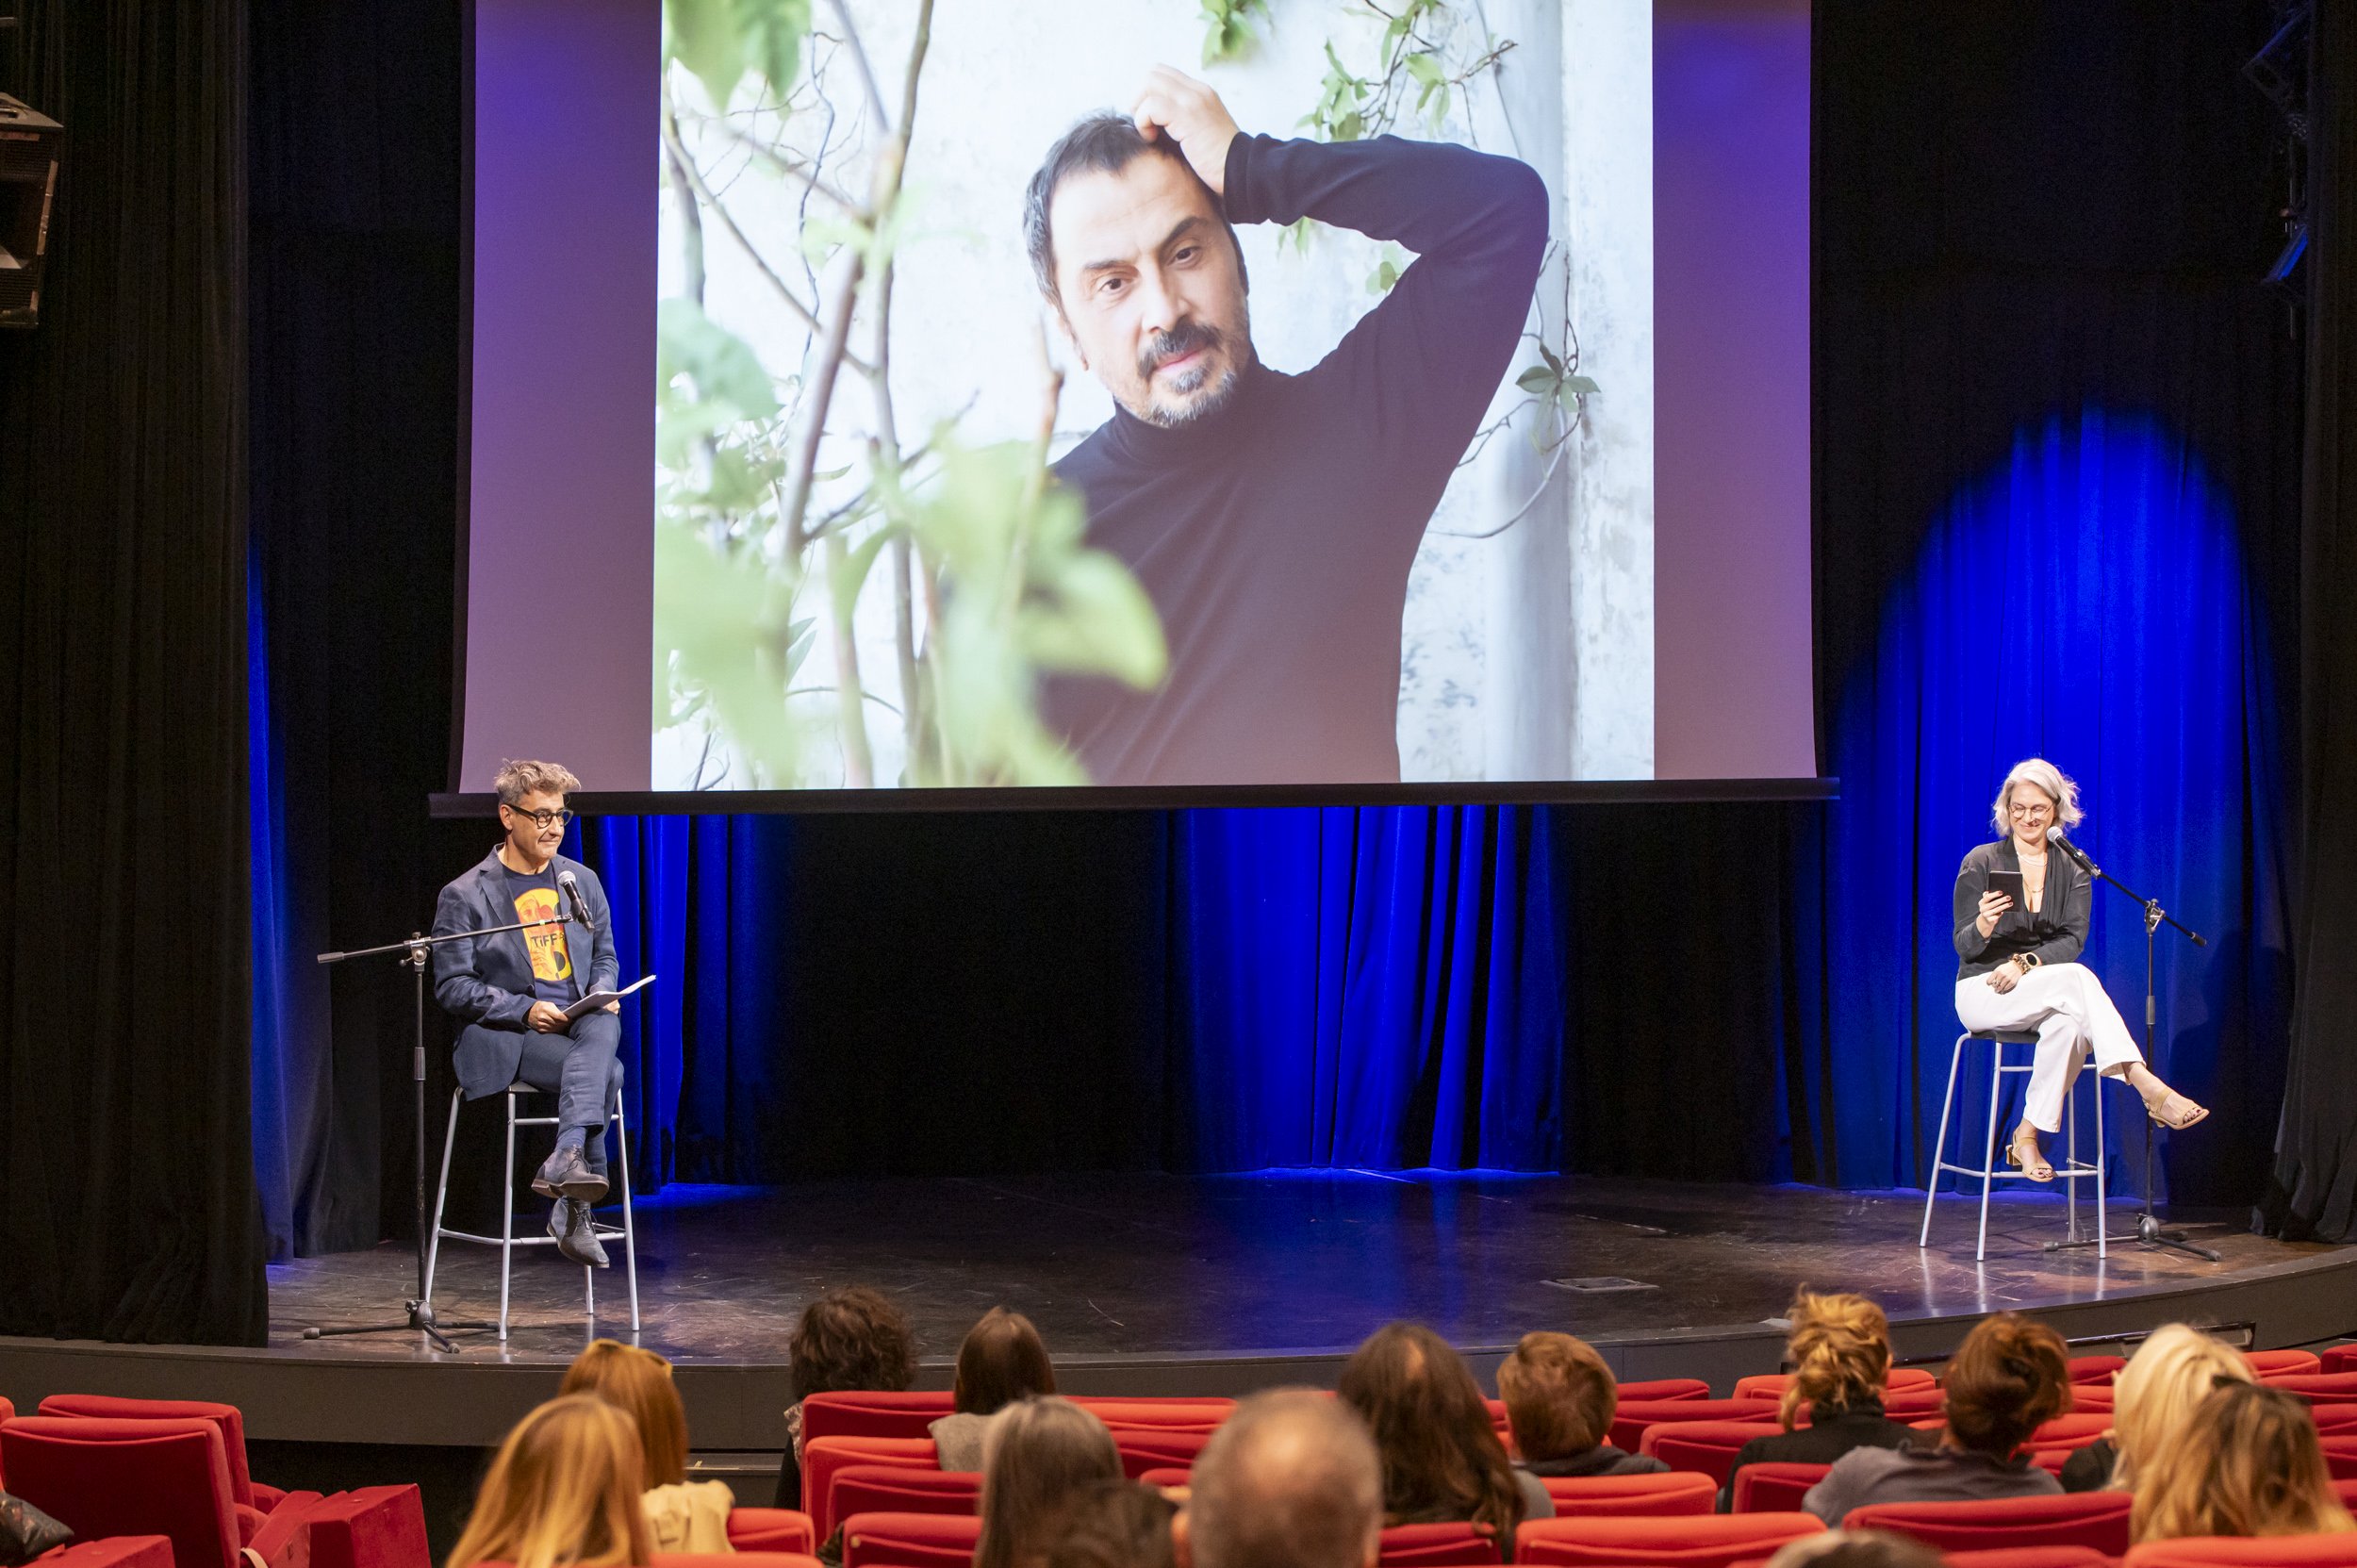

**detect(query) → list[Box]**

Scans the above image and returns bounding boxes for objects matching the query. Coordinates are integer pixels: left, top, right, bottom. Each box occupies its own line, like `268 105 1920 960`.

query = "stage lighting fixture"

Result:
2245 1 2310 300
0 91 60 331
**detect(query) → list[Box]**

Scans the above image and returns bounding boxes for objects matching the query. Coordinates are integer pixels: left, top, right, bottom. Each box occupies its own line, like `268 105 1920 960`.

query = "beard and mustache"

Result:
1132 318 1251 428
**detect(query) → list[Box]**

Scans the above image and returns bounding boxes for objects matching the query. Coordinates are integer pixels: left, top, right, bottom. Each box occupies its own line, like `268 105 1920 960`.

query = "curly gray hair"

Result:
1990 757 2085 837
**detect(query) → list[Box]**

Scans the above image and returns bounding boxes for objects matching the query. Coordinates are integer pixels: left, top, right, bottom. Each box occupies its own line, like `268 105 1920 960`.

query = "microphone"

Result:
2049 831 2095 872
557 869 588 923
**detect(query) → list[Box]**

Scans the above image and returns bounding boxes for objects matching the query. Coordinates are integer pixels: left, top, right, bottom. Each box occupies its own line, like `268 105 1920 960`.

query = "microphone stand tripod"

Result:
2045 838 2220 1263
305 908 575 1351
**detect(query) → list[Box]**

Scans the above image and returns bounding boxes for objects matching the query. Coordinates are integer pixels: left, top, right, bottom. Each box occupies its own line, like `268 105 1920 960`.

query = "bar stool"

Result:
421 1082 639 1339
1919 1029 2106 1262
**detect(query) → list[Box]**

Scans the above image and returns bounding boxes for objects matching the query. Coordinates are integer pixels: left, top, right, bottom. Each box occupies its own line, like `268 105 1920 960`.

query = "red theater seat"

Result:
2126 1537 2357 1568
801 1436 936 1539
726 1509 817 1553
1732 1369 1937 1401
1843 1493 2133 1555
2067 1355 2127 1385
1114 1428 1210 1479
38 1395 288 1512
1940 1551 2115 1568
1731 1462 1829 1513
2326 1347 2357 1377
2326 1436 2357 1480
2335 1477 2357 1509
1541 1472 1718 1516
31 1539 175 1568
1080 1397 1234 1432
2245 1349 2326 1378
0 1416 318 1568
1515 1511 1823 1567
1878 1387 1952 1419
1622 1379 1715 1403
305 1484 433 1568
2263 1375 2357 1404
658 1557 822 1568
841 1512 980 1568
1138 1466 1191 1489
2316 1406 2357 1436
1610 1400 1780 1454
829 1467 979 1523
1379 1524 1503 1565
1639 1422 1783 1484
799 1391 1232 1445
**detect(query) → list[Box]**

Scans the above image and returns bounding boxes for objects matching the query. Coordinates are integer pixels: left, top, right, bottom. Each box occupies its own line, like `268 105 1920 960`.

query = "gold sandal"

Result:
2005 1131 2054 1182
2144 1090 2210 1131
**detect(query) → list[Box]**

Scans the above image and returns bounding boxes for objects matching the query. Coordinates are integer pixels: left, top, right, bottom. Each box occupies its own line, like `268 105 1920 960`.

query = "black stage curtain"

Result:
0 2 268 1341
2262 2 2357 1244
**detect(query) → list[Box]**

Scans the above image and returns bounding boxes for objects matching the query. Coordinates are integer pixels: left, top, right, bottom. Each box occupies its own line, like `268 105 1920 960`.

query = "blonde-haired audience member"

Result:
2060 1324 2250 1493
1804 1312 2069 1527
1721 1292 1924 1510
447 1394 653 1568
561 1338 736 1552
1497 1331 1667 1478
976 1397 1126 1568
2132 1381 2356 1543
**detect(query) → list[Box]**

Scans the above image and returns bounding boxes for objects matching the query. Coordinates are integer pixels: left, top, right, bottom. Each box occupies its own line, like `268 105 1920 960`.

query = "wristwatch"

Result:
2018 952 2041 971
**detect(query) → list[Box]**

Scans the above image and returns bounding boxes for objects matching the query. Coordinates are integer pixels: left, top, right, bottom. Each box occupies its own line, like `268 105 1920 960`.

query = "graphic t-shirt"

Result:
501 864 579 1008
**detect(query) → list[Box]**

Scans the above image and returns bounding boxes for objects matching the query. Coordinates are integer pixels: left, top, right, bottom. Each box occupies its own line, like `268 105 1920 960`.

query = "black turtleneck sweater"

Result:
1039 130 1550 786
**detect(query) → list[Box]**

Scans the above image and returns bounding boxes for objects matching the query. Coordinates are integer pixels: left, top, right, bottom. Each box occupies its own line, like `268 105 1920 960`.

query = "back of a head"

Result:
1496 1331 1616 1462
1038 1478 1177 1568
1940 1312 2069 1457
956 1306 1057 1416
1190 1390 1383 1568
1781 1291 1892 1430
790 1284 916 1396
560 1337 689 1488
978 1396 1124 1568
2131 1381 2357 1543
446 1394 652 1568
2110 1325 2253 1488
1337 1323 1524 1538
1763 1530 1945 1568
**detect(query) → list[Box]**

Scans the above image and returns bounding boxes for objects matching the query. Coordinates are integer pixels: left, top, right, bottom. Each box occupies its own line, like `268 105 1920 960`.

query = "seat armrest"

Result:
244 1490 326 1568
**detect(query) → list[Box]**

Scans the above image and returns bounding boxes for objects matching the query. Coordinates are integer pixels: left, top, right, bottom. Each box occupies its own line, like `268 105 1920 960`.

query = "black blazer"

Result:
1952 837 2091 981
1718 1402 1927 1511
430 846 618 1097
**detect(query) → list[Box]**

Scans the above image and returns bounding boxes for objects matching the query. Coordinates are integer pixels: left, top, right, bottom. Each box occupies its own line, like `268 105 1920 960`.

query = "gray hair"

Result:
1991 757 2085 837
492 759 582 807
1188 1391 1381 1568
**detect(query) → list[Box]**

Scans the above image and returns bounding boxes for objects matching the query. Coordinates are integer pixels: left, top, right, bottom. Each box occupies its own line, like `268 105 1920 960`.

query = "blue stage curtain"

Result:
1805 408 2293 1199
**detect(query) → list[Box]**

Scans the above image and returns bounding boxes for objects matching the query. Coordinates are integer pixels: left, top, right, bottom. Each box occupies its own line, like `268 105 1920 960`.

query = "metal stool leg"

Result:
499 1091 518 1341
1921 1034 1967 1246
1977 1039 2006 1263
423 1089 463 1309
616 1105 640 1330
2095 1065 2108 1258
2066 1054 2079 1241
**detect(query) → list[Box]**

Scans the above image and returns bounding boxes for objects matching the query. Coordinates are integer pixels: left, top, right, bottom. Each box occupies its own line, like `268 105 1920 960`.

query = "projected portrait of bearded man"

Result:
1028 66 1549 787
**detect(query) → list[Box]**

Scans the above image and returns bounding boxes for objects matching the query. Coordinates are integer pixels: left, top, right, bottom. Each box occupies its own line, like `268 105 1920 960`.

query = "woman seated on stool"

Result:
2058 1322 2250 1493
1953 758 2206 1182
448 1394 653 1568
1803 1312 2069 1527
1720 1292 1926 1510
562 1338 735 1552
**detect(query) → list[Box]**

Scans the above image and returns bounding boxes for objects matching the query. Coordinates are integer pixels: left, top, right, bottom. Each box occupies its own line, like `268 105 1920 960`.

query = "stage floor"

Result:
263 1169 2345 1364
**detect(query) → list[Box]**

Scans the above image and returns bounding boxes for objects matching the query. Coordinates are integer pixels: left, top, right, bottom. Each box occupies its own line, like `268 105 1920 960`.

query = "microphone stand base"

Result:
299 1299 498 1356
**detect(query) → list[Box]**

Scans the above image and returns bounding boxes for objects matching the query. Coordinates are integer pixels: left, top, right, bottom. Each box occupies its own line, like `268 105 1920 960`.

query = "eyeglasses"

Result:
503 806 574 830
2008 803 2054 820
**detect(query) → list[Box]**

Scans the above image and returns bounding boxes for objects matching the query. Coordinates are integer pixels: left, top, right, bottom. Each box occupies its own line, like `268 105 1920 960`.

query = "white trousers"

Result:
1953 962 2145 1133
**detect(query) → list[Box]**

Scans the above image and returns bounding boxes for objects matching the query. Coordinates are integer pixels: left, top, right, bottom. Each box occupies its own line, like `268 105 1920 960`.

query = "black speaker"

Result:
0 91 60 330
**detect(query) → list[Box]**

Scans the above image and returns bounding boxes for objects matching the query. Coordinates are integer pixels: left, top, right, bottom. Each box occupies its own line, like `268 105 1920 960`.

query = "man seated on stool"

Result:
432 758 621 1267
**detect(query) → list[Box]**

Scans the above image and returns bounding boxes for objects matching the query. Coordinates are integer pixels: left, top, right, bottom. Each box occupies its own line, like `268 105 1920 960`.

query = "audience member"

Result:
977 1396 1126 1568
933 1306 1059 1472
1496 1331 1667 1478
1185 1390 1384 1568
1038 1478 1178 1568
560 1338 735 1552
2131 1380 2356 1543
774 1284 917 1509
1761 1530 1944 1568
1339 1323 1551 1560
2060 1323 2250 1493
1803 1312 2069 1526
447 1394 652 1568
1722 1292 1924 1510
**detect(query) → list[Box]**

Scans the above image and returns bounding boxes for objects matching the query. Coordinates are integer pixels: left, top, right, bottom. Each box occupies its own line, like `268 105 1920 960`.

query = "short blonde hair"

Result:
1781 1291 1892 1430
2132 1381 2356 1543
447 1394 652 1568
1990 758 2084 837
1497 1331 1617 1460
2108 1325 2252 1489
494 758 582 806
562 1338 691 1487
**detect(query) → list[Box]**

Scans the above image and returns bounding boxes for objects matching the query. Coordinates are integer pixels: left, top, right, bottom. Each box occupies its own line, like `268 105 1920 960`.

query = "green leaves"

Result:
1366 242 1408 295
664 0 810 113
654 517 812 784
1302 41 1372 143
1198 0 1268 66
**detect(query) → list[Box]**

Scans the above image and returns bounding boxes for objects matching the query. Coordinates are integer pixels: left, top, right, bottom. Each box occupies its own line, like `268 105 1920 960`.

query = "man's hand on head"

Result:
1132 67 1239 197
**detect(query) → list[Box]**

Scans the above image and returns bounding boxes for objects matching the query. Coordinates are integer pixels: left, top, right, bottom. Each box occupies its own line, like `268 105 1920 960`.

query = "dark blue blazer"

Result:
430 846 618 1098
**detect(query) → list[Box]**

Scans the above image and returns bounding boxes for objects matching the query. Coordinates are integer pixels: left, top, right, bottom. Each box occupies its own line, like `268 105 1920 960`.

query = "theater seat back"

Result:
40 1395 258 1507
1379 1523 1502 1565
2125 1536 2357 1568
841 1511 981 1568
799 1392 953 1444
1731 1463 1829 1513
2244 1349 2326 1378
1732 1369 1937 1401
1541 1472 1718 1516
831 1467 980 1522
305 1484 431 1568
1516 1510 1823 1567
1844 1493 2133 1556
1610 1400 1780 1455
1639 1422 1782 1484
801 1436 937 1540
1113 1428 1210 1479
0 1416 242 1568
